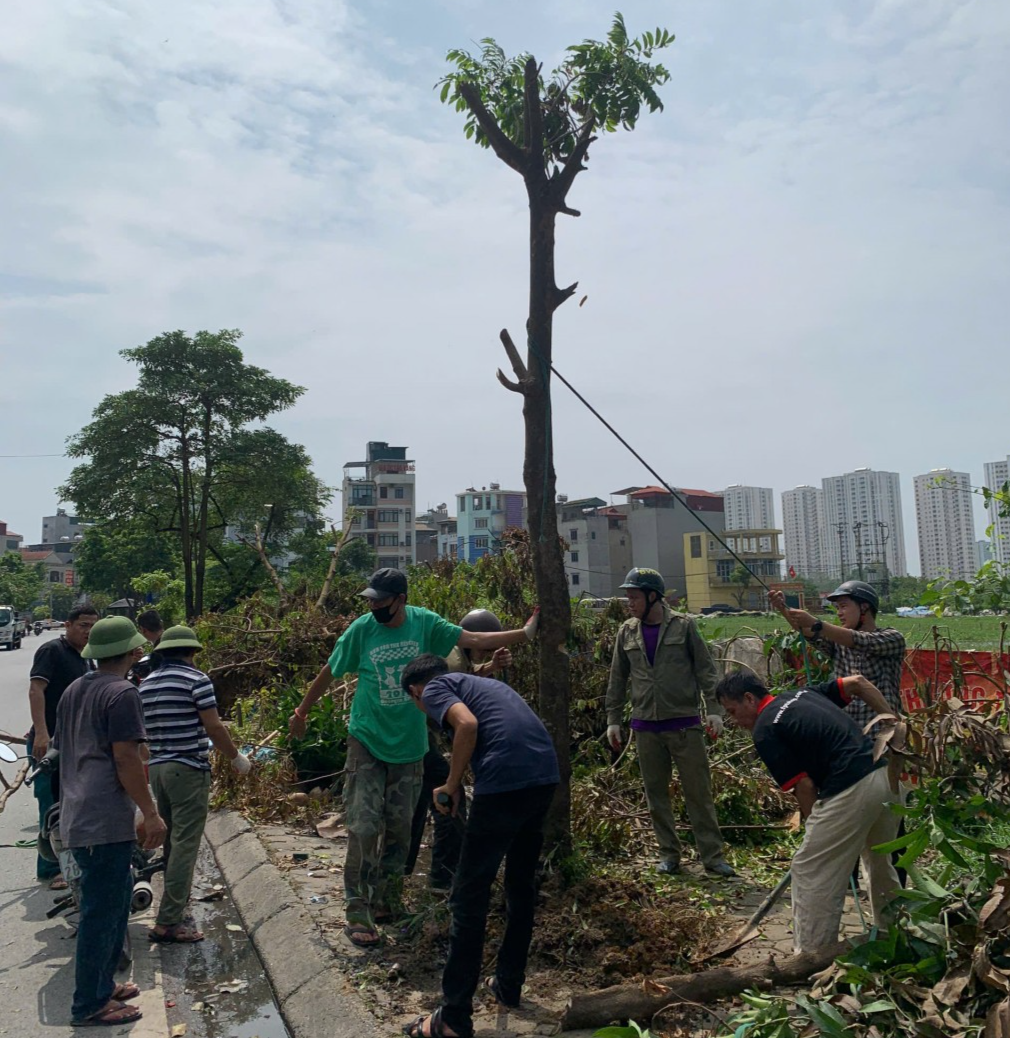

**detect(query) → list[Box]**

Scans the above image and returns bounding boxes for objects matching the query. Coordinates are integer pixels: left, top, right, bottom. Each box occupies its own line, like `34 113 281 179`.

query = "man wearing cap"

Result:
288 568 539 948
139 626 252 944
606 567 735 878
129 608 165 686
55 617 168 1028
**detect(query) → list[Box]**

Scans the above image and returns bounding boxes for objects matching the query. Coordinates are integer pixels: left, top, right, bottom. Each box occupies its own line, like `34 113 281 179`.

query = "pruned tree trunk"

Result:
559 941 850 1031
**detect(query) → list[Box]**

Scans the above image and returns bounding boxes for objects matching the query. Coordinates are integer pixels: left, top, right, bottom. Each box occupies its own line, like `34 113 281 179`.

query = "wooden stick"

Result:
0 761 31 815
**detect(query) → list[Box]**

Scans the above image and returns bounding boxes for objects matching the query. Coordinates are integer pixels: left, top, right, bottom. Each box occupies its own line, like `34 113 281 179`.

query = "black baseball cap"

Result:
359 567 408 600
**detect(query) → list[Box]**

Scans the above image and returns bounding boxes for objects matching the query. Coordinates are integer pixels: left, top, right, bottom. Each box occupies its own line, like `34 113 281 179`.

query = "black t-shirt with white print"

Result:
752 679 885 799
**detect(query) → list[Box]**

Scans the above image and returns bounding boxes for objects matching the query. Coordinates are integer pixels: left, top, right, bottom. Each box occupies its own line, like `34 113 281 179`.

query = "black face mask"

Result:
371 601 399 625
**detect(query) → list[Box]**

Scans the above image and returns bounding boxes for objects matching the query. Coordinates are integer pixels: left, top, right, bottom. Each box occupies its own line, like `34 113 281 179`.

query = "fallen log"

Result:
559 940 850 1031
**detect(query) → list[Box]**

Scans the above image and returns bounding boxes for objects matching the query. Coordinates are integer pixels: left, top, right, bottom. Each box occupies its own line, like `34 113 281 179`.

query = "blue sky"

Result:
1 0 1007 572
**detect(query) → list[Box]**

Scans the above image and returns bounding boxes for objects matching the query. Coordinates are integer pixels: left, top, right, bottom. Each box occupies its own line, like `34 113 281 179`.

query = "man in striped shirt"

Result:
139 626 251 943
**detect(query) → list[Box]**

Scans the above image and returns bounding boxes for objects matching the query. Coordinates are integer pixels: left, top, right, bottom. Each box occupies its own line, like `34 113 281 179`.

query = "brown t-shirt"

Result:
55 671 146 850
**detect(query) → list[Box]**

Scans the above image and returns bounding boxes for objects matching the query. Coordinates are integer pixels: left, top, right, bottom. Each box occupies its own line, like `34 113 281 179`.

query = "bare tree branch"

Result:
499 328 529 381
496 369 524 394
553 119 597 203
315 517 358 611
558 204 582 218
550 281 580 312
457 82 527 175
238 522 288 608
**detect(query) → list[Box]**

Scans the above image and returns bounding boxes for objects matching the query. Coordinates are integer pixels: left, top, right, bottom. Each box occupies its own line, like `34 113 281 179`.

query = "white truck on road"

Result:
0 606 25 650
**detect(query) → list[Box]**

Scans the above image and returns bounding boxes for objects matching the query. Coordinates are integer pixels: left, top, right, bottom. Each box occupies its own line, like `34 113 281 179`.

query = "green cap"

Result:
157 625 203 652
82 617 147 660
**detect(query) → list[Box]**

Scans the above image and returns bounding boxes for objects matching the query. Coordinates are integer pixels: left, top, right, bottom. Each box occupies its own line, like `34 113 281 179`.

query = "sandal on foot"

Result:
402 1007 468 1038
343 923 381 948
72 1000 143 1027
111 982 140 1002
485 976 520 1009
48 876 69 891
148 924 204 944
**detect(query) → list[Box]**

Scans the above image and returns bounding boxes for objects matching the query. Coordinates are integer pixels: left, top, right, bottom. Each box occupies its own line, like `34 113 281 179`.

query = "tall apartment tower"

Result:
820 468 907 580
341 441 416 570
983 458 1010 564
913 469 977 581
455 484 527 563
781 485 824 579
721 485 775 531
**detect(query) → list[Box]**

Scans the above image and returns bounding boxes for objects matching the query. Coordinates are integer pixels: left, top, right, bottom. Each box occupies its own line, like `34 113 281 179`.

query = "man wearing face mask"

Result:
288 568 539 949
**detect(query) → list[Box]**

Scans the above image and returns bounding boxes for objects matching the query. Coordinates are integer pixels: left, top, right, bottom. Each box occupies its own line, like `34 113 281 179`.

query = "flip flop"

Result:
402 1007 469 1038
112 982 140 1002
48 876 68 891
485 976 520 1009
148 924 204 944
72 1000 143 1027
343 923 381 948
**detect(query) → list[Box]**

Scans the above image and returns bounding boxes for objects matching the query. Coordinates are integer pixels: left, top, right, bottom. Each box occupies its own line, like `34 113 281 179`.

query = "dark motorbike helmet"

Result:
619 568 666 596
460 609 503 633
826 579 879 615
620 568 666 615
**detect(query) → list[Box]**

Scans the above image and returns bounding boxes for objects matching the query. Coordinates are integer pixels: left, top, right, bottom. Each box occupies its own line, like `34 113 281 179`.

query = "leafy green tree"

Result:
440 14 674 849
729 564 754 609
47 584 76 621
0 554 44 612
62 329 325 619
73 521 178 603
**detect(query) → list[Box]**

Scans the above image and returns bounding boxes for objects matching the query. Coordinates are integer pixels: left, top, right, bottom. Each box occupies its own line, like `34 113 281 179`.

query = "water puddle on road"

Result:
152 843 290 1038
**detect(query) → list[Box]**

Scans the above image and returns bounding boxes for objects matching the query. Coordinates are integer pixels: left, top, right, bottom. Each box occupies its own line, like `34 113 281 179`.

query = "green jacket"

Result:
606 605 721 726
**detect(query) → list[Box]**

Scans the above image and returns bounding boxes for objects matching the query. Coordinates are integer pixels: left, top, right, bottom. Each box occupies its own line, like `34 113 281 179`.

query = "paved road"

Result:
0 632 288 1037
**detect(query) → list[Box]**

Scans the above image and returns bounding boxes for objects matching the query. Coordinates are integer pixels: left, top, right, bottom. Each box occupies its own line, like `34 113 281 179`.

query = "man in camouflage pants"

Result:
289 569 539 948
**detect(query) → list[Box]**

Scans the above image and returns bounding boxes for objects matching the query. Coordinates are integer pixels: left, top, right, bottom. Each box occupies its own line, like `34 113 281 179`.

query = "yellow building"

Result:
683 528 785 612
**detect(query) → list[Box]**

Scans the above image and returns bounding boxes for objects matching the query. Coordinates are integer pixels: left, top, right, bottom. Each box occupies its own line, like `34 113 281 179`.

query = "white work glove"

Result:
606 724 624 751
706 715 724 739
523 607 540 642
231 752 252 775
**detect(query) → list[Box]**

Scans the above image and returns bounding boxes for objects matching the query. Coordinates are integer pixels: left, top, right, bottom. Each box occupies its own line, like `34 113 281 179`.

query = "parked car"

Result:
700 604 742 615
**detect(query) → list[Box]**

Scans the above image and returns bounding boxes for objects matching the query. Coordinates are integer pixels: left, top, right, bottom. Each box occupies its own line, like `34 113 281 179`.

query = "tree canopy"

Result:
62 329 330 619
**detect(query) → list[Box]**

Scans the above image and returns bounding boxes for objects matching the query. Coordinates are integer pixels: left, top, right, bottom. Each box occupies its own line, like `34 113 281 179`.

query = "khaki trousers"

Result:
635 727 726 868
791 765 900 952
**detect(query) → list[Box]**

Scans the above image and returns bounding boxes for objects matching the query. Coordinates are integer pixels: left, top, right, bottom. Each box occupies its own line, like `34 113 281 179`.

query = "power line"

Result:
541 350 779 593
0 453 66 458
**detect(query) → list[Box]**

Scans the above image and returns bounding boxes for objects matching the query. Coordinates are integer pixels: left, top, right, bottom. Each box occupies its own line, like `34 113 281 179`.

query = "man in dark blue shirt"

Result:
715 671 900 952
400 655 559 1038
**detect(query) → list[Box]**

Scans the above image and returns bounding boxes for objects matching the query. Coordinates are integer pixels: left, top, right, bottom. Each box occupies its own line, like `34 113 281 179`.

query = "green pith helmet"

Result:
82 617 147 659
157 626 204 651
827 580 879 613
619 567 666 595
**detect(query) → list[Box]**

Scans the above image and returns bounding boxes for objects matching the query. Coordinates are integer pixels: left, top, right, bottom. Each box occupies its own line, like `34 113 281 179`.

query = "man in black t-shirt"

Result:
26 603 98 883
715 671 900 952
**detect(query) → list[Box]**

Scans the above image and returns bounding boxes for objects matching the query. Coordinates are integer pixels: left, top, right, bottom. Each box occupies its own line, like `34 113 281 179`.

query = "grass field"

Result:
696 613 1010 652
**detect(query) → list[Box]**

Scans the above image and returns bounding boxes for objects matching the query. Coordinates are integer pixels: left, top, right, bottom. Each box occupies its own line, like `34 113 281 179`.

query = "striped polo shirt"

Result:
138 660 218 769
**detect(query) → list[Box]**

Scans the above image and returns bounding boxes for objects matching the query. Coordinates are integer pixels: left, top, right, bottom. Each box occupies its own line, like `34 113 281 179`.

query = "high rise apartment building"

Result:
820 468 907 580
983 458 1010 565
781 485 824 579
721 485 775 531
341 441 416 570
913 469 977 581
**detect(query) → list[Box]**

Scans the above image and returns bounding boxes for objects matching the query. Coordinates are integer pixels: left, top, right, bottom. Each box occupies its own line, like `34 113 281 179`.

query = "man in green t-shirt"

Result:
289 568 539 948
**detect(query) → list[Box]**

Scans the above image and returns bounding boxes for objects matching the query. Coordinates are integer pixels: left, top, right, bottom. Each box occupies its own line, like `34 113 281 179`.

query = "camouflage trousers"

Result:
343 735 422 927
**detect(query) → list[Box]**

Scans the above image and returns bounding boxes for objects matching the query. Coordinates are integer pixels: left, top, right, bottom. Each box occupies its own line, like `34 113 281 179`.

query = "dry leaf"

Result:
981 878 1010 934
171 1025 187 1037
986 997 1010 1038
315 814 347 840
641 978 670 996
932 965 972 1005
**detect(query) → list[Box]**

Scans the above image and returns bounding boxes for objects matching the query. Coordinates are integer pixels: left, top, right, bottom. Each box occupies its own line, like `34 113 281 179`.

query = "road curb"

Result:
204 808 384 1038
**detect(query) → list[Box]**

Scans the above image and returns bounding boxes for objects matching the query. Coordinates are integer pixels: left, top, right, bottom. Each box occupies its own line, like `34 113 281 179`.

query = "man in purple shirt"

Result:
606 568 734 877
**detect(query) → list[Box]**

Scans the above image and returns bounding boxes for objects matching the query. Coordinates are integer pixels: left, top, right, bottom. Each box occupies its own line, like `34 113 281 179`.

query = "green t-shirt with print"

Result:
328 606 462 764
